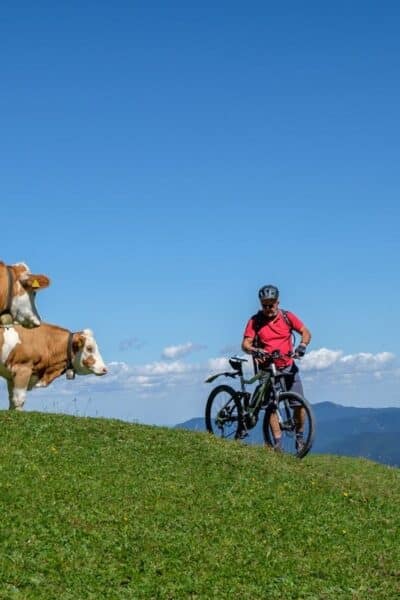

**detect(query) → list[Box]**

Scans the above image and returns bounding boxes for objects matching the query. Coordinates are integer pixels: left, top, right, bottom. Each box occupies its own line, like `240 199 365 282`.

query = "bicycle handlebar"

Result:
252 349 299 361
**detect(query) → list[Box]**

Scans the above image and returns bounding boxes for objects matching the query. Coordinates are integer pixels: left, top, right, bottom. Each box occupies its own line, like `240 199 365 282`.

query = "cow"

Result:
0 322 107 410
0 261 50 328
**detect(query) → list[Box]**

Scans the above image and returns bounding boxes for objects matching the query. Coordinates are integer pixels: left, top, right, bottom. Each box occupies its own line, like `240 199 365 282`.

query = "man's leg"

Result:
285 365 306 449
268 411 282 449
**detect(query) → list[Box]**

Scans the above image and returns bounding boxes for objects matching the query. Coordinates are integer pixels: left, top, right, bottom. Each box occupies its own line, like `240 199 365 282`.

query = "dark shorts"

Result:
278 363 304 396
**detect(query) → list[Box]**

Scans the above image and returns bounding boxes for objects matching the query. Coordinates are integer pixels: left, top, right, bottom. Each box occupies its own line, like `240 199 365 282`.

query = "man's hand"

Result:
295 343 307 358
251 348 269 364
252 348 269 359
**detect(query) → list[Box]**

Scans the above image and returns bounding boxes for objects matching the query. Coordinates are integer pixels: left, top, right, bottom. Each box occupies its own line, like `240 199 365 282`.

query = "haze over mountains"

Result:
176 402 400 467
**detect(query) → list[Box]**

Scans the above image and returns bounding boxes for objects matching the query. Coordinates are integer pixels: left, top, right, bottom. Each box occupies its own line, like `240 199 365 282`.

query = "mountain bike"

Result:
205 350 315 458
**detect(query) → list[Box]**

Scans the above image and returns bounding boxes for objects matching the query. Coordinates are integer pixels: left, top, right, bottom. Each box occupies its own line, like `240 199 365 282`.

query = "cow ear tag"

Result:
66 369 75 380
31 279 41 288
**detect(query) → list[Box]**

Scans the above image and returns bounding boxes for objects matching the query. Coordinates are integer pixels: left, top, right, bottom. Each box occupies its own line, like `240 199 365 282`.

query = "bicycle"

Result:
205 349 315 458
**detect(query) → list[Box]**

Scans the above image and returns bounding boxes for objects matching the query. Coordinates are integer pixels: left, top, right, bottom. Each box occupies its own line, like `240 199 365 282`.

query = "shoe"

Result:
236 429 249 440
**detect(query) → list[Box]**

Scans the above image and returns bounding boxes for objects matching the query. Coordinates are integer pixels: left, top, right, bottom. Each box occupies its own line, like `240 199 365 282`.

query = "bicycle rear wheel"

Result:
205 385 243 440
262 392 315 458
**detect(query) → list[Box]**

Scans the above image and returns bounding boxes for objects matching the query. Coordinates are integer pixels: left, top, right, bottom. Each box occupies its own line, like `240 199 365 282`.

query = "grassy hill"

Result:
0 412 399 599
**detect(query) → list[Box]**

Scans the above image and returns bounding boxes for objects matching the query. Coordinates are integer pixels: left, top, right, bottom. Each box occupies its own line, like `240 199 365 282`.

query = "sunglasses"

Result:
261 302 277 309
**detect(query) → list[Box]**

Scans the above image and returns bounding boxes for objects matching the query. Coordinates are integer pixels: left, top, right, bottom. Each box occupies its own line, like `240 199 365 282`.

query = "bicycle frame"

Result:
242 372 271 419
239 363 287 427
206 354 296 432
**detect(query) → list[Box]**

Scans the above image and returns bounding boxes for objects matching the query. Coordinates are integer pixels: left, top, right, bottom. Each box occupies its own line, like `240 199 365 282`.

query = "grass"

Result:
0 411 399 599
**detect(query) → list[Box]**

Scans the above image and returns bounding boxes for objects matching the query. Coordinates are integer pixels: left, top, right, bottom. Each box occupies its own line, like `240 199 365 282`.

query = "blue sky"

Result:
1 1 400 424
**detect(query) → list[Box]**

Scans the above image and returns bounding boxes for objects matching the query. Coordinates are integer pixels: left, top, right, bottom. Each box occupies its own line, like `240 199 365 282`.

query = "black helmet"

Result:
258 285 279 300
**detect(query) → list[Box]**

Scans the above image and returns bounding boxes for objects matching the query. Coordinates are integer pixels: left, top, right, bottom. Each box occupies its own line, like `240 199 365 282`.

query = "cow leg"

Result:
6 380 13 409
36 366 66 388
8 366 31 410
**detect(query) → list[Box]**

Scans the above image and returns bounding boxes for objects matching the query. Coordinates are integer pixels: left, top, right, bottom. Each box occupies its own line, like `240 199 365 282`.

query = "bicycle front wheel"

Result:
262 392 315 458
205 385 243 440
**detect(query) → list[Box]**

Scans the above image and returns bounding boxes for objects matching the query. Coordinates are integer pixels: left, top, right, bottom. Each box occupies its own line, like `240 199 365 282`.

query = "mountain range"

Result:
175 401 400 467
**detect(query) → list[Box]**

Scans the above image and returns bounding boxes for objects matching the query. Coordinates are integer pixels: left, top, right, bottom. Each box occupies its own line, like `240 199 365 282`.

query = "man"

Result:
241 284 311 451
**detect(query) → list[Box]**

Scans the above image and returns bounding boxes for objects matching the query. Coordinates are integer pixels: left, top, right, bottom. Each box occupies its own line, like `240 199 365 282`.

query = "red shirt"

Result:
243 309 304 368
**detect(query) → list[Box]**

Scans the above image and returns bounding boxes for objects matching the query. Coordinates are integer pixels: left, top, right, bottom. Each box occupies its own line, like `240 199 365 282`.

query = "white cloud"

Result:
162 342 205 359
207 357 230 371
340 352 395 368
301 348 395 376
301 348 343 371
119 337 145 352
139 360 194 375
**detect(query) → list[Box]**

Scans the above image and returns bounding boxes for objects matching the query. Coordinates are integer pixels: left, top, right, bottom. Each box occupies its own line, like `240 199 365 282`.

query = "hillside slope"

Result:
0 411 399 599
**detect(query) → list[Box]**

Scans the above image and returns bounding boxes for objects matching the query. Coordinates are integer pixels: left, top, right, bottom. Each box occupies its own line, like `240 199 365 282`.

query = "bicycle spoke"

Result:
205 385 242 440
262 392 315 458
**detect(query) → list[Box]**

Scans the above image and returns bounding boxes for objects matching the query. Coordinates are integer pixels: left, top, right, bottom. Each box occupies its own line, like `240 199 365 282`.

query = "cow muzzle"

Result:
95 366 108 376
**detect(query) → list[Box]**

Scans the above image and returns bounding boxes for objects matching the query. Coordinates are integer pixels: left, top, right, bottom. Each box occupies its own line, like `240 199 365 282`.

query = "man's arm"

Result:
242 336 256 354
299 325 311 346
294 325 312 357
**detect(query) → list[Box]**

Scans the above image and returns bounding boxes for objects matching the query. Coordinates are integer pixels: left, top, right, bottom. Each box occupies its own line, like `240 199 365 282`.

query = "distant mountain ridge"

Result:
175 401 400 467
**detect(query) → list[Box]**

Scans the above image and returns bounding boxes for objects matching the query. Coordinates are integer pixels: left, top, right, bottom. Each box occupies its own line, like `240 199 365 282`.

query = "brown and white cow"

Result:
0 261 51 328
0 323 107 410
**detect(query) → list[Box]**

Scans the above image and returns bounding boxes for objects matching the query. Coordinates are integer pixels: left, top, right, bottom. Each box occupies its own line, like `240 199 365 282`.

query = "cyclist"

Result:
241 284 311 451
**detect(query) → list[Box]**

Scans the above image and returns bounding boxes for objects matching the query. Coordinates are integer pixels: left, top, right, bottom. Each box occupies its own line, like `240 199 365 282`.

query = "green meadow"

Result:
0 411 399 599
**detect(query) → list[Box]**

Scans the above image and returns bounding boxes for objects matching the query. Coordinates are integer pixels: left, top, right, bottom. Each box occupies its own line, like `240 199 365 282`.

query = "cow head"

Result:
1 262 51 328
72 329 107 376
